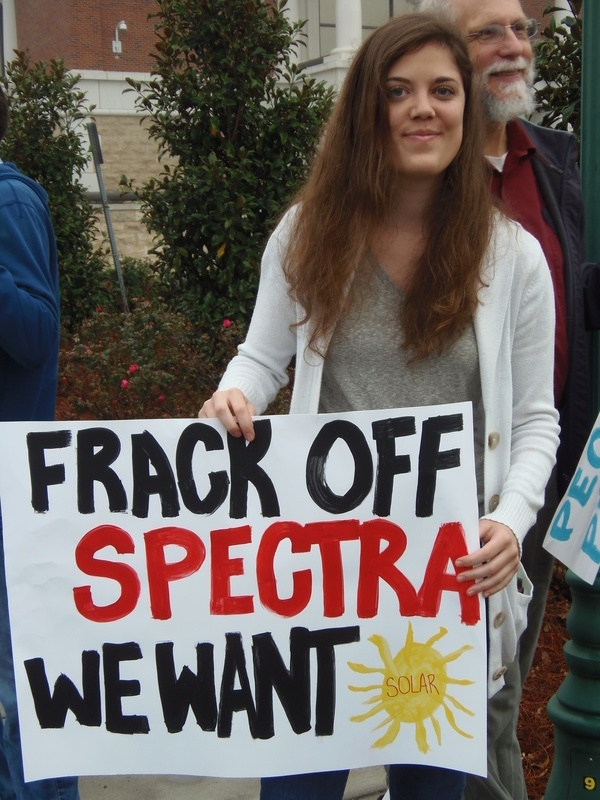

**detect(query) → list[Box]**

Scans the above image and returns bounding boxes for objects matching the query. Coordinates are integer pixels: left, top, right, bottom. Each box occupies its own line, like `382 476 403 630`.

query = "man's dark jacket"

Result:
519 119 595 493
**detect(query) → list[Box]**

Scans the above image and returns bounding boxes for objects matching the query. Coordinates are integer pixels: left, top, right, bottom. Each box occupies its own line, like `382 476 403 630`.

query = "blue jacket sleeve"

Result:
0 183 59 370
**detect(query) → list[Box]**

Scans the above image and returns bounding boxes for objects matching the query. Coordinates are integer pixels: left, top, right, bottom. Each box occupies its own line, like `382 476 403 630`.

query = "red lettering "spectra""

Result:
73 519 479 626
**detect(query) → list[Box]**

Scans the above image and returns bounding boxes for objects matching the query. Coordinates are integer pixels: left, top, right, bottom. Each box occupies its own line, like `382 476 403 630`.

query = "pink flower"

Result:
96 306 103 313
222 318 232 328
157 394 166 402
128 363 140 374
121 379 130 389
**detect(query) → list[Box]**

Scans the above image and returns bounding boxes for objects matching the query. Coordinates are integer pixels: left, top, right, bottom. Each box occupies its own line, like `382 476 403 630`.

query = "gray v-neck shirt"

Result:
319 266 485 511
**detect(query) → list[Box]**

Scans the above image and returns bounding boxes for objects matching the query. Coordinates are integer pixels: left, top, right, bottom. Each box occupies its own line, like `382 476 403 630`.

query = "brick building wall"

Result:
11 0 563 71
95 115 163 191
524 0 559 29
14 0 156 72
93 203 152 261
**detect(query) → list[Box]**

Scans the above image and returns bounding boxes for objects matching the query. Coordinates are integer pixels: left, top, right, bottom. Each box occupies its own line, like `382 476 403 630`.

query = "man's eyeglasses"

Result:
466 18 539 45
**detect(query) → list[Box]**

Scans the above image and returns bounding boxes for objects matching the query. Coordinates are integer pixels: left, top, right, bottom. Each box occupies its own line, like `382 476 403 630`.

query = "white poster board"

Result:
0 404 486 781
544 410 600 584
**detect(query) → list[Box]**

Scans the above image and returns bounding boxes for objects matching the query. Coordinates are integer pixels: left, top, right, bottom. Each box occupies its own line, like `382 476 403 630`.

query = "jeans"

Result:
0 526 79 800
260 764 466 799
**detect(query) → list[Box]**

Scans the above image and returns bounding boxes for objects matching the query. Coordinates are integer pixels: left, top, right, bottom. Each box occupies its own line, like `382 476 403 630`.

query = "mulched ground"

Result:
519 563 571 800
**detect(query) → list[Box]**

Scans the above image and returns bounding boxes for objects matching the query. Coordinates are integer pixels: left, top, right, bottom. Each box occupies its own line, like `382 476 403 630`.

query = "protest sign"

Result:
544 410 600 584
0 404 486 781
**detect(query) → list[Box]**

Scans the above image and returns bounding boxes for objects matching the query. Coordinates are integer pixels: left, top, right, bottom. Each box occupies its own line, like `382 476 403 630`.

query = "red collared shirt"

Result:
488 120 567 404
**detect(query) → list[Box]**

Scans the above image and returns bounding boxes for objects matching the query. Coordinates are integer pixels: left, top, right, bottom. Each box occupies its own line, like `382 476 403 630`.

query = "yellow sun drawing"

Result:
348 624 475 753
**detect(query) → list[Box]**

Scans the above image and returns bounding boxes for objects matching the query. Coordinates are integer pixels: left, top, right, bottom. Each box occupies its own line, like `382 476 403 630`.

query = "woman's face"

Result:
386 43 466 184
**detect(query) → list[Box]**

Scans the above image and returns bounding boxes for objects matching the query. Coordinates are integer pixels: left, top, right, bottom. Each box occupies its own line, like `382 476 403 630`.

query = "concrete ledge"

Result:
80 766 386 799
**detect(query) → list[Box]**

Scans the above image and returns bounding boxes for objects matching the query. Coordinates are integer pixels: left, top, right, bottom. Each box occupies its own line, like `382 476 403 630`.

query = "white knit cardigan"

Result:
219 209 560 697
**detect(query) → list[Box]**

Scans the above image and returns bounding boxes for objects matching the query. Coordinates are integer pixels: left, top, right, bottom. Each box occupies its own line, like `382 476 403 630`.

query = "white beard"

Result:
481 57 536 123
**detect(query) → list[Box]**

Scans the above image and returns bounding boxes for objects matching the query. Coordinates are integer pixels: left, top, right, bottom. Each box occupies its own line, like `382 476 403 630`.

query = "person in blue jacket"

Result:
0 86 79 800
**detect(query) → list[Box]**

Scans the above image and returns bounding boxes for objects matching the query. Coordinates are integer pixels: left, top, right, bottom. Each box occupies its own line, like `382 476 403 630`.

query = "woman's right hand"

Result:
198 389 256 441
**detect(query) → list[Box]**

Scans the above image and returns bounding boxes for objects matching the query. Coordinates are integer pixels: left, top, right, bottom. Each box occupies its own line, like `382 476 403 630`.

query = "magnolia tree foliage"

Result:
125 0 334 327
0 52 109 329
535 1 582 139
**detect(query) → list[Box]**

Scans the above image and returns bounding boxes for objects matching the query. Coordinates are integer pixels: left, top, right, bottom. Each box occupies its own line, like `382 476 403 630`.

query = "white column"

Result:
331 0 362 57
551 3 571 24
283 0 301 22
2 0 18 66
283 0 304 63
304 0 321 62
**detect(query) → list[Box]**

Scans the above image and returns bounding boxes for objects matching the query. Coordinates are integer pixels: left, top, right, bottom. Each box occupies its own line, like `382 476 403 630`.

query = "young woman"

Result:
199 13 559 800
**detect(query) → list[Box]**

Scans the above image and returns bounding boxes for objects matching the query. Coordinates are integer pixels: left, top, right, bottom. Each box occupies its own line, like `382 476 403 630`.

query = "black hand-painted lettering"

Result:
416 414 463 517
77 428 127 514
131 431 180 518
252 627 311 738
176 423 229 515
227 420 280 519
306 421 372 514
155 641 218 733
27 430 71 512
103 642 150 734
309 625 360 735
24 651 101 727
372 417 415 516
217 632 259 737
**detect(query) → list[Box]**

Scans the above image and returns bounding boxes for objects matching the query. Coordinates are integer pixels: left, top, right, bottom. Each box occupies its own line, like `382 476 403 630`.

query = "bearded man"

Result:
412 1 594 798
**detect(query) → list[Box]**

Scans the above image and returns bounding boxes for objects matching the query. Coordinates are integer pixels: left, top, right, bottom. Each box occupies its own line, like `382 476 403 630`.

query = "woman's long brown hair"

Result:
283 13 494 360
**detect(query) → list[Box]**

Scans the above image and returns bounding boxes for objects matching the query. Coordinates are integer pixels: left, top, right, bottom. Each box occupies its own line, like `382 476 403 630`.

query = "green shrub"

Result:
59 303 245 420
124 0 334 328
58 298 293 420
59 250 294 420
0 52 111 329
535 2 582 139
103 257 162 311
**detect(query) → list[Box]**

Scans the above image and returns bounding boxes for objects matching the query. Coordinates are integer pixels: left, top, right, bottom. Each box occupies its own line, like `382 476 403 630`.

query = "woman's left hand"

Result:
454 520 520 598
